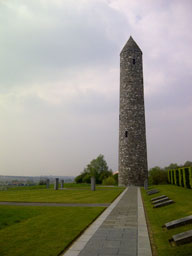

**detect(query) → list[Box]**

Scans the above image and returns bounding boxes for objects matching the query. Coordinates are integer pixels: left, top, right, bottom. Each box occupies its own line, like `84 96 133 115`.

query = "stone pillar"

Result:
54 178 59 190
61 180 64 189
91 177 96 191
46 179 50 189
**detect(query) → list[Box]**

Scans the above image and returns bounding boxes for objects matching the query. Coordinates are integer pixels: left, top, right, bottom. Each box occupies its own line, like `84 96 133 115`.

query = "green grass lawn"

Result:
141 185 192 256
5 183 91 191
0 186 124 256
6 185 47 190
5 183 119 191
0 205 104 256
0 187 123 203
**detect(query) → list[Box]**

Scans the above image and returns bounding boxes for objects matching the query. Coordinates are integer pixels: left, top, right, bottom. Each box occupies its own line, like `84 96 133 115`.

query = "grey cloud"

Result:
0 0 127 89
1 0 192 176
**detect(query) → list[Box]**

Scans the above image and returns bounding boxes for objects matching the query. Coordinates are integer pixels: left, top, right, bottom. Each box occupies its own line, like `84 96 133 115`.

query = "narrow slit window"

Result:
133 58 135 65
125 131 128 137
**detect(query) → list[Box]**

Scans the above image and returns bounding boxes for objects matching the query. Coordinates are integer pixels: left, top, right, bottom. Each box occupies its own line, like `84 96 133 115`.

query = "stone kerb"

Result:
138 188 152 256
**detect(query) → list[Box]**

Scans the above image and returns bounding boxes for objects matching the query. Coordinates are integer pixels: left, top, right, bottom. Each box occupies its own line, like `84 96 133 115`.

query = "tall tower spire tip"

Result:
120 36 142 54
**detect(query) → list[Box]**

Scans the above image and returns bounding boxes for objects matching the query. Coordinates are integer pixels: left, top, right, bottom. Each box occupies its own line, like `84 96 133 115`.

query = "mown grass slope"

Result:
0 206 104 256
141 185 192 256
0 186 124 256
5 183 91 191
0 187 123 203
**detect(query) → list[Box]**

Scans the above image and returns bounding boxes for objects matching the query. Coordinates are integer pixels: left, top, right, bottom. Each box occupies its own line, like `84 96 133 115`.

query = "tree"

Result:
183 161 192 167
164 163 180 171
82 173 91 183
148 161 192 185
98 169 113 184
148 166 168 185
75 154 112 184
74 173 84 183
102 176 116 185
39 180 46 185
113 173 118 185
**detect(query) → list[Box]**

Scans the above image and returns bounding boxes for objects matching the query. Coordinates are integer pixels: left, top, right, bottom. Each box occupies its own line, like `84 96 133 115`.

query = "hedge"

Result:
168 167 192 189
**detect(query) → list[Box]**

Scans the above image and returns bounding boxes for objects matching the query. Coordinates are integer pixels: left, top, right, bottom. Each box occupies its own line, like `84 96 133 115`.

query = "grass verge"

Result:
141 185 192 256
5 183 119 191
0 187 123 203
0 206 104 256
5 183 91 191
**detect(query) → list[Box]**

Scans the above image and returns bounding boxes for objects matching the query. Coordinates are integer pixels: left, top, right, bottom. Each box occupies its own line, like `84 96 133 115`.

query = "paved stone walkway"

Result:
0 202 109 207
63 187 152 256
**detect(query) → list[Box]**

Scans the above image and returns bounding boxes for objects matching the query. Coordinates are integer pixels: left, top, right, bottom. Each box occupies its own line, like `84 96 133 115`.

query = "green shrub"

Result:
39 180 46 185
75 155 112 184
102 176 116 185
113 173 118 185
148 167 168 185
75 174 84 183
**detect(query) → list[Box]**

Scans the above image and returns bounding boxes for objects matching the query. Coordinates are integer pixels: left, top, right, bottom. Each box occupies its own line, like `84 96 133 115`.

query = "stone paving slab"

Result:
75 186 138 256
62 188 128 256
62 187 152 256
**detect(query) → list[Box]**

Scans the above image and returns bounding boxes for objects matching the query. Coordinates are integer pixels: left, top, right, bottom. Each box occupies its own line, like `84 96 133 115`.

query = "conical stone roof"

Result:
120 36 142 54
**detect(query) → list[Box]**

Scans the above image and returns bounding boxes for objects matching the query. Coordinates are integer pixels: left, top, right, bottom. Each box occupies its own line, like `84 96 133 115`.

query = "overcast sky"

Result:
0 0 192 176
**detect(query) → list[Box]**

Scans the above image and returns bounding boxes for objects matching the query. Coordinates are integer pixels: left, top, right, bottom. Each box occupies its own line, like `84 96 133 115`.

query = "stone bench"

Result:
169 230 192 245
163 215 192 229
147 189 159 195
153 200 174 208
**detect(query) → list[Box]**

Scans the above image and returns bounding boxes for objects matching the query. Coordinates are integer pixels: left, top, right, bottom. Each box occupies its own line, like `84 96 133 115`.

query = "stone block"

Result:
151 195 167 202
163 215 192 229
151 197 169 205
169 230 192 245
54 178 59 190
147 189 159 195
153 200 174 208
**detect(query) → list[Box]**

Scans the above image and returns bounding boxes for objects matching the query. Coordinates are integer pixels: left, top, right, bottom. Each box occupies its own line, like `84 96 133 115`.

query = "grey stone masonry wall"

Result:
118 36 148 186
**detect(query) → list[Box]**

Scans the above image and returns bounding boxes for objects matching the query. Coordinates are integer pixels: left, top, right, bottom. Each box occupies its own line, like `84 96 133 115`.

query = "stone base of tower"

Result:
118 167 148 187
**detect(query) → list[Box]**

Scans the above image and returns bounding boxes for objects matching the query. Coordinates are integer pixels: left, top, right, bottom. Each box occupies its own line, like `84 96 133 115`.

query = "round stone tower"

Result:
118 36 148 186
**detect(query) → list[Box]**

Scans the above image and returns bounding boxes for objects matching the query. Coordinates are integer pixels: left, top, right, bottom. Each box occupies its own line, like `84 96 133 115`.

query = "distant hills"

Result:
0 175 74 184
